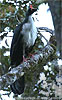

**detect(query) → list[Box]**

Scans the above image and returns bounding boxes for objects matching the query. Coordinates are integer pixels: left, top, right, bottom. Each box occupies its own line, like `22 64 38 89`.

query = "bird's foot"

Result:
28 52 37 58
23 56 27 62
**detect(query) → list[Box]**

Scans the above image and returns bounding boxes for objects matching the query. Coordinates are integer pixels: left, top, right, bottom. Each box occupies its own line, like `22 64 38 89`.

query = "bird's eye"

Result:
30 5 33 10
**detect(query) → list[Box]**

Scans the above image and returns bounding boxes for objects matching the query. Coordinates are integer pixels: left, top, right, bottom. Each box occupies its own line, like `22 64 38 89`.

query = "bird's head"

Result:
26 5 37 16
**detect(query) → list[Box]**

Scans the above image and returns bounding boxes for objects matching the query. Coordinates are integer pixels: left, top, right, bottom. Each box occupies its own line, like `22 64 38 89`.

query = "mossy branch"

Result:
0 43 55 90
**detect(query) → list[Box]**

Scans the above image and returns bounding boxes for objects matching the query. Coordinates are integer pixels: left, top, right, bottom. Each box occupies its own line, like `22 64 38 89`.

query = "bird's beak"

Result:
33 8 37 12
32 8 37 13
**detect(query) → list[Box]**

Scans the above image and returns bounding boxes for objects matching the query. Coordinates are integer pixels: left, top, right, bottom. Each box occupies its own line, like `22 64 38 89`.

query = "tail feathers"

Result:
10 75 25 95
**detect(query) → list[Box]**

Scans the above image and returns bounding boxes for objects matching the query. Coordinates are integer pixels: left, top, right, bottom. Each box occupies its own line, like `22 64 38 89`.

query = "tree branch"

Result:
37 27 54 35
0 43 55 90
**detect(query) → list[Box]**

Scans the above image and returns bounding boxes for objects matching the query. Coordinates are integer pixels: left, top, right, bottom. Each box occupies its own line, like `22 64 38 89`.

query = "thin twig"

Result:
37 27 54 35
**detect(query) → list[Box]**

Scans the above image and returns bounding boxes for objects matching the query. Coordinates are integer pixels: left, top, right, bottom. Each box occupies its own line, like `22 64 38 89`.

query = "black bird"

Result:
10 5 37 95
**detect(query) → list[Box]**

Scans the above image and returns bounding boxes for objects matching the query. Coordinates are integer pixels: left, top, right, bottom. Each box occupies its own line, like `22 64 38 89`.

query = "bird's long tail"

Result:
10 75 25 95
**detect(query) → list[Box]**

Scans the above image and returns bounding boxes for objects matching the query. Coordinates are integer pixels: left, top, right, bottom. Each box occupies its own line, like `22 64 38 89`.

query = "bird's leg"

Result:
28 52 37 58
23 55 27 62
28 53 34 58
23 44 27 62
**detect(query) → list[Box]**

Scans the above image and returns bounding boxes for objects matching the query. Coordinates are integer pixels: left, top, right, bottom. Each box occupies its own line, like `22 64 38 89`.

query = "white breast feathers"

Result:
21 16 37 47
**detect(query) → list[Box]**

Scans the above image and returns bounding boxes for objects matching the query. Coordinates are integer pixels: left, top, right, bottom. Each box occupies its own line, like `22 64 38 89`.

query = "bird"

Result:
10 5 37 95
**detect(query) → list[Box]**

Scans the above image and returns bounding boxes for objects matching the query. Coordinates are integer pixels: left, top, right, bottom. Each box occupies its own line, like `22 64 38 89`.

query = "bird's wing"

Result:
10 24 23 66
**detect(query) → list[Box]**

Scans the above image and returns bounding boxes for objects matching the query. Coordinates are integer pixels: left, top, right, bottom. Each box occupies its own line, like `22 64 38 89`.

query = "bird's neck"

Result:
24 15 33 24
28 15 33 23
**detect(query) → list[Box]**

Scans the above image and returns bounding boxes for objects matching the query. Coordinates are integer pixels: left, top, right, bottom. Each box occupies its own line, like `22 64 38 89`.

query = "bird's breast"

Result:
21 20 37 47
